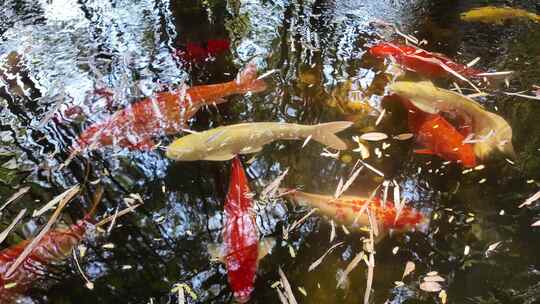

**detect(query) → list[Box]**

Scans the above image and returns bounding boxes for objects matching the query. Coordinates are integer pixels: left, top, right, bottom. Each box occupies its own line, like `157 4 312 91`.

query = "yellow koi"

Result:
461 6 540 24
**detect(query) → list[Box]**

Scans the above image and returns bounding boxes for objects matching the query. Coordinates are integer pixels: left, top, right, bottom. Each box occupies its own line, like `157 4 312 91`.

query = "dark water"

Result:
1 0 540 303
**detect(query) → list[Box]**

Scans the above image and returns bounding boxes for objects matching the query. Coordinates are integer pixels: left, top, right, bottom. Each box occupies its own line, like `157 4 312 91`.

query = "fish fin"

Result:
257 237 276 261
235 62 268 94
203 153 237 161
207 243 226 263
239 146 263 155
311 121 353 150
414 148 435 155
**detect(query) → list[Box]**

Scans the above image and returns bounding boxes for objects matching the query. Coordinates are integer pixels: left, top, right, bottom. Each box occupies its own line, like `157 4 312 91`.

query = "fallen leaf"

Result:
402 261 415 279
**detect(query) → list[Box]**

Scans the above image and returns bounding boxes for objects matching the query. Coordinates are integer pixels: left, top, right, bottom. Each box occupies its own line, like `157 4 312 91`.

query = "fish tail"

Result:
311 121 353 150
234 62 268 94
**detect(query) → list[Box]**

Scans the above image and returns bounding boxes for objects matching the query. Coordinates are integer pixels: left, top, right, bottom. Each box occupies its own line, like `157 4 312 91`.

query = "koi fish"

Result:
74 63 267 152
0 216 92 302
208 157 274 303
369 42 482 78
281 189 427 233
389 80 515 160
461 6 540 24
166 121 353 161
176 39 230 62
388 94 477 167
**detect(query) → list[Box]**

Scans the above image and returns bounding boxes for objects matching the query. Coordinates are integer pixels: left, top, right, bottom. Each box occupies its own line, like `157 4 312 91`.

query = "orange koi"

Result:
74 63 267 152
388 94 476 167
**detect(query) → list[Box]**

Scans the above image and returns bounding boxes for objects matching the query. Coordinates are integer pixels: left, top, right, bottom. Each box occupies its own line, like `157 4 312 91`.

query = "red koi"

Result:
176 39 230 62
369 42 482 78
0 216 92 302
222 157 259 303
74 63 267 152
389 94 477 167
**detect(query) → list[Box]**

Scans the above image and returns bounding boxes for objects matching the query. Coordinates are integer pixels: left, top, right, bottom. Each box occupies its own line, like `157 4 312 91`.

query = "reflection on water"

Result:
1 0 540 303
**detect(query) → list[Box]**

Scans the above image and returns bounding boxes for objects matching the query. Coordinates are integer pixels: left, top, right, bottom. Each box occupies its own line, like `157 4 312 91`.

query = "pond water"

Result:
1 0 540 303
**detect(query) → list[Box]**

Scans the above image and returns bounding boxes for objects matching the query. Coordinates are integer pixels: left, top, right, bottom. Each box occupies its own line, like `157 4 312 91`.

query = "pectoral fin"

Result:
203 153 236 161
414 148 435 155
257 237 276 261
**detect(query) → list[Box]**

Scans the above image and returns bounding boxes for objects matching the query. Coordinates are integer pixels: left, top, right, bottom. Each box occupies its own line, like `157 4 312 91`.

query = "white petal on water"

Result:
420 281 442 293
464 245 470 256
360 132 388 141
393 133 414 141
423 275 445 282
485 241 502 256
531 220 540 227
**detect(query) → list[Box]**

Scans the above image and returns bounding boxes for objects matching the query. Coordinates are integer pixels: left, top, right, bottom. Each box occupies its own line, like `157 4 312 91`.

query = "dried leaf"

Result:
32 185 79 217
402 261 415 279
0 208 26 244
360 132 388 142
308 242 344 272
261 169 289 199
96 204 142 227
335 166 363 198
519 190 540 208
337 251 365 288
278 267 297 304
375 109 386 126
0 186 30 213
